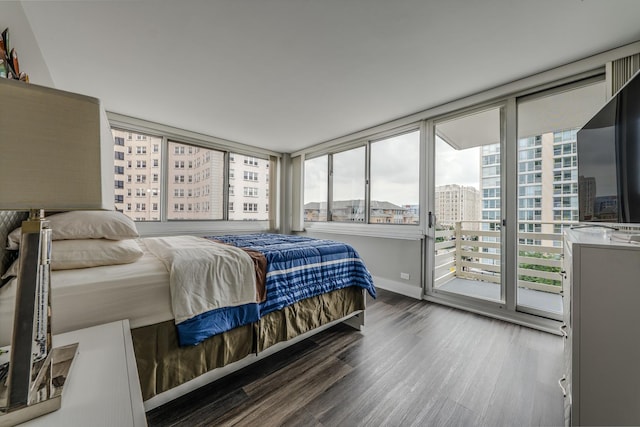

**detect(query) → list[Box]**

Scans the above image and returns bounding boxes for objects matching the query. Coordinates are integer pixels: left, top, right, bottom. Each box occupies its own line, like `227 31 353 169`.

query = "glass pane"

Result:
331 146 365 222
228 153 270 220
304 155 328 222
167 141 224 220
112 129 162 221
516 80 606 318
370 130 420 224
433 107 502 303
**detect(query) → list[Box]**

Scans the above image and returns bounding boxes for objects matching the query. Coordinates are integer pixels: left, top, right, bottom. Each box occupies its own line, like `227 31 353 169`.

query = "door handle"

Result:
428 212 437 228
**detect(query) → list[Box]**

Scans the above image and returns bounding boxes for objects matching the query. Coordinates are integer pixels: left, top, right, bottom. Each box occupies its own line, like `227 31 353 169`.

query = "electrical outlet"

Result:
400 272 410 280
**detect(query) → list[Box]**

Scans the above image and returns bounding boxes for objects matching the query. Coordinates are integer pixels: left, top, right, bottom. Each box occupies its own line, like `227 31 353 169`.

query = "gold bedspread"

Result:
131 286 365 401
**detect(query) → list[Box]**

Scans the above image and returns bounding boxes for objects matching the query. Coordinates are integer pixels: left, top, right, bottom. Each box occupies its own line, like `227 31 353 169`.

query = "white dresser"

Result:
562 228 640 426
20 320 146 427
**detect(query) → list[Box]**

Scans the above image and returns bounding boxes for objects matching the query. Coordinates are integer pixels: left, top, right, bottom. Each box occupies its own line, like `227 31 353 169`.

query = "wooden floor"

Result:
147 289 564 427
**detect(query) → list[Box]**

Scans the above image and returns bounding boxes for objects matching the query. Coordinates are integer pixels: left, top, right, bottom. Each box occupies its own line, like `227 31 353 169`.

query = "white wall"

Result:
300 231 423 299
0 2 53 86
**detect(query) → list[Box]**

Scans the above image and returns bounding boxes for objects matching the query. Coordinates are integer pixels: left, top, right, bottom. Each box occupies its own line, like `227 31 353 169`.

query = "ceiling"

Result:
18 0 640 153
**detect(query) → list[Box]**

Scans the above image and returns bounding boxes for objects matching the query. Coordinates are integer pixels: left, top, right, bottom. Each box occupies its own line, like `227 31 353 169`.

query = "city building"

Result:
113 129 270 222
304 200 417 224
434 184 480 229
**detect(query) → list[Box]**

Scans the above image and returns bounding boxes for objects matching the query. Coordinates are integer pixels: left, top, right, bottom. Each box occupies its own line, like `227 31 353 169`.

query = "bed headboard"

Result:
0 211 28 277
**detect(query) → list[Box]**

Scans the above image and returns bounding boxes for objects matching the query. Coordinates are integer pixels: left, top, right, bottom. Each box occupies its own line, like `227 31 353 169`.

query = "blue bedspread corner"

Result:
176 303 259 347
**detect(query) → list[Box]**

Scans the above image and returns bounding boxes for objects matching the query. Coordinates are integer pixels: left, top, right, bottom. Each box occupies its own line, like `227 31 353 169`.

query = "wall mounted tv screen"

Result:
577 70 640 224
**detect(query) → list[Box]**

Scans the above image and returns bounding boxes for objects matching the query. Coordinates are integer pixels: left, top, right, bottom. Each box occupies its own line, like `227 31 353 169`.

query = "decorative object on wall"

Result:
0 28 29 82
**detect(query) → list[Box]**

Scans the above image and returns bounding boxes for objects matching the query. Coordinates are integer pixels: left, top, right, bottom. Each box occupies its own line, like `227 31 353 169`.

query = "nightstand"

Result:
20 319 146 426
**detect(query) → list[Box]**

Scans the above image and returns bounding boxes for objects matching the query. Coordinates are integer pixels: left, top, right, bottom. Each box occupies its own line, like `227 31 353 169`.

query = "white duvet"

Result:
144 236 258 324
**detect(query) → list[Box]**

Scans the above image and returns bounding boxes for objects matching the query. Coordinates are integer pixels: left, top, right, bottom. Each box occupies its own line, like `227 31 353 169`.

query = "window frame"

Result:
301 124 423 237
108 113 280 236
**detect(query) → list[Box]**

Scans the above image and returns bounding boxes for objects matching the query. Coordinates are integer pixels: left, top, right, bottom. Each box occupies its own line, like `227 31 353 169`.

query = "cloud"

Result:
435 136 480 189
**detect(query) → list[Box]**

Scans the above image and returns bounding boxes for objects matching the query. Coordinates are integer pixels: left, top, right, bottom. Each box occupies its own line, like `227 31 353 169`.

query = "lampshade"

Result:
0 78 113 211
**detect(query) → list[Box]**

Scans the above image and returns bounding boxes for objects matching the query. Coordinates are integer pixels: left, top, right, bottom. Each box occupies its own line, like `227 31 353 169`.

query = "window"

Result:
228 153 270 220
167 141 224 220
304 155 328 222
243 203 258 212
330 147 365 223
243 171 259 181
113 128 272 223
304 129 420 225
112 129 163 221
369 130 420 224
244 157 259 166
244 187 259 197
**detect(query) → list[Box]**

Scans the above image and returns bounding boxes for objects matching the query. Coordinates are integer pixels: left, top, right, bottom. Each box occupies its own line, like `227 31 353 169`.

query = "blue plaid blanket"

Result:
207 234 376 315
178 234 375 346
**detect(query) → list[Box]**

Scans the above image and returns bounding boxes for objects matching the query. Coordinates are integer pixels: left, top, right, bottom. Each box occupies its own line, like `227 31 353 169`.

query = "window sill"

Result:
136 220 271 237
301 222 425 240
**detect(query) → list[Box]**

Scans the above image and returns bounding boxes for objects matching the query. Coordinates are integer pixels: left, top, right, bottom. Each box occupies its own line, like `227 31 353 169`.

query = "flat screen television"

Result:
577 70 640 224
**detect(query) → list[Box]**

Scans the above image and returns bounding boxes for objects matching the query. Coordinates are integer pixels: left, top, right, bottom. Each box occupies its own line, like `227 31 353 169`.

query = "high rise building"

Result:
434 184 480 229
113 129 270 221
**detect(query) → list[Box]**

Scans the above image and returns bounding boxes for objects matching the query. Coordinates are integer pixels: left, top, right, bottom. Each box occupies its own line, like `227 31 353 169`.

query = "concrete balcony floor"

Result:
437 277 563 316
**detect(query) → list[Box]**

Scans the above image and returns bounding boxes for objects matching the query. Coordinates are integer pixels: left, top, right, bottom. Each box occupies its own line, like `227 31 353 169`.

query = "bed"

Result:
0 211 375 410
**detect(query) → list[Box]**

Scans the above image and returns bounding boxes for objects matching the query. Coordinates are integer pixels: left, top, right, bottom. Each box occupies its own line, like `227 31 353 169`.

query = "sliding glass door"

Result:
431 105 505 304
515 79 607 319
427 78 607 323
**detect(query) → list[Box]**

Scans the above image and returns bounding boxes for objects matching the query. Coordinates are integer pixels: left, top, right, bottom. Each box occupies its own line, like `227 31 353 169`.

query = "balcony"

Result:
434 221 564 317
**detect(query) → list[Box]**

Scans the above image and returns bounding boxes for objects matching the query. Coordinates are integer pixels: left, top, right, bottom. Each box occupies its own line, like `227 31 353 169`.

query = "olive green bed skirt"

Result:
131 286 365 401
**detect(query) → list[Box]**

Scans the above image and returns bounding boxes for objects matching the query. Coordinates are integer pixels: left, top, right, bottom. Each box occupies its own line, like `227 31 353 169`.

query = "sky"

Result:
434 136 481 189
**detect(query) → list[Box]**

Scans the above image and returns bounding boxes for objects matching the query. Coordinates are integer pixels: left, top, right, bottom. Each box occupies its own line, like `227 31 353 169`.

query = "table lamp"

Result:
0 78 113 425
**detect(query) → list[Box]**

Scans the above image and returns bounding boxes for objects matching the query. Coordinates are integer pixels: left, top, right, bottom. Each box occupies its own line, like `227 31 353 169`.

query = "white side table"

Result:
21 319 146 427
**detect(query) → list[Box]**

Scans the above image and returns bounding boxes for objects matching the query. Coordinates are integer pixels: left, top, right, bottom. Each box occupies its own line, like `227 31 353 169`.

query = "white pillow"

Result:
7 211 139 250
2 239 143 277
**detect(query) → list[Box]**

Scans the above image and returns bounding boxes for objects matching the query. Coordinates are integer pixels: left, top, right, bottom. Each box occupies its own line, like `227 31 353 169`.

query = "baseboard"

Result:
372 276 422 299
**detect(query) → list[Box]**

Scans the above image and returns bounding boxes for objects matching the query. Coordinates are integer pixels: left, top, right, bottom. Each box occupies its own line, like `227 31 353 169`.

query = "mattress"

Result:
0 239 172 346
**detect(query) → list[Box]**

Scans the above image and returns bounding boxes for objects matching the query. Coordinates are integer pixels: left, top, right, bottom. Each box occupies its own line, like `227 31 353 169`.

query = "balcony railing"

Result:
434 221 565 295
